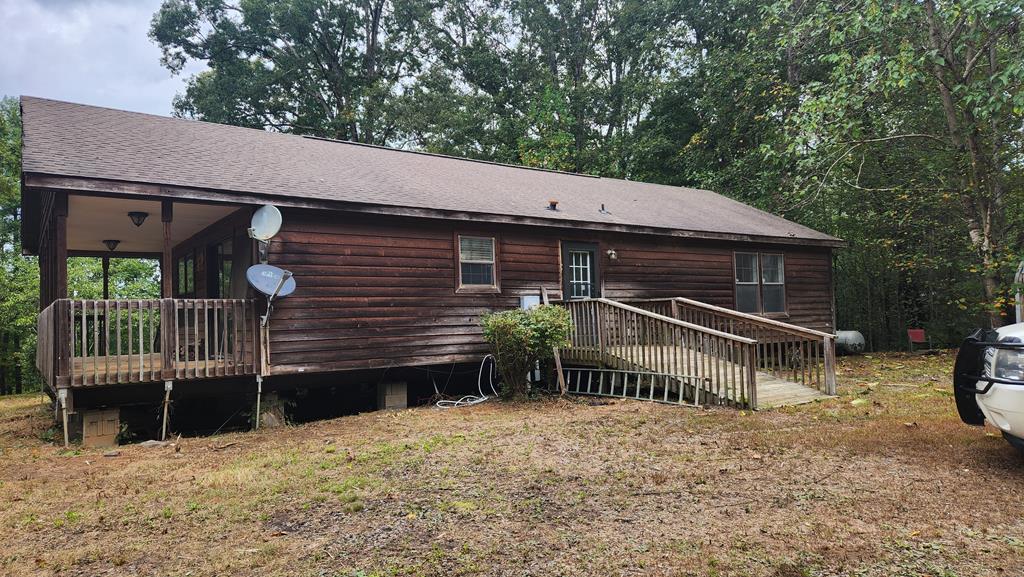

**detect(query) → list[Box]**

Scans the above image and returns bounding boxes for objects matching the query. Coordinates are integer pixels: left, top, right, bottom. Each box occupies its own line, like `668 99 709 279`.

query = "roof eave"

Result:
21 172 846 249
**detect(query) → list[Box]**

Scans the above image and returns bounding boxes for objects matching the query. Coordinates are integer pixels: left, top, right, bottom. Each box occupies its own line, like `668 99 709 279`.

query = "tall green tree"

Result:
151 0 438 143
0 97 39 394
151 0 691 175
775 0 1024 327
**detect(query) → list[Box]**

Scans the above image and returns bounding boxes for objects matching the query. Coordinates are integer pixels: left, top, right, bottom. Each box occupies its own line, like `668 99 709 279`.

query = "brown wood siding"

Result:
781 250 835 333
265 209 834 375
268 211 511 373
603 241 736 306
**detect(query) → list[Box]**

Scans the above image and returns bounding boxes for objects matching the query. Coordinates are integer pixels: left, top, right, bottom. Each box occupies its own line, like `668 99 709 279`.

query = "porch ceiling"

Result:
67 195 240 253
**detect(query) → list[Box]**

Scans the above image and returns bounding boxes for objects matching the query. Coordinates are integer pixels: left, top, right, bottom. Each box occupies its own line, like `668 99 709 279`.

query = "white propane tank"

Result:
836 330 866 355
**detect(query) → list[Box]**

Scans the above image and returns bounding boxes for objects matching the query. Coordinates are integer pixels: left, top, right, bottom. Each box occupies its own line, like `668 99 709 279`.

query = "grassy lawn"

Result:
2 351 1023 576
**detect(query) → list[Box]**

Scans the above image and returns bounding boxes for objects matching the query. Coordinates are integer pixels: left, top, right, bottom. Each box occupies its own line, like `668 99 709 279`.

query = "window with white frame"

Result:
735 252 786 314
568 250 594 298
458 235 496 287
760 253 785 313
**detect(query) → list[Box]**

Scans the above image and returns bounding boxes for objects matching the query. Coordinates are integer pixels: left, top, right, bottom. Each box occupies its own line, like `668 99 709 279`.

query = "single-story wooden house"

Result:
20 97 843 443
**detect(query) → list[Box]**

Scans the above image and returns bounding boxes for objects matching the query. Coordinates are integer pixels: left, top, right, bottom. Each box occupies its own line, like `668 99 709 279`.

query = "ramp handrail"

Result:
623 297 836 395
559 298 760 409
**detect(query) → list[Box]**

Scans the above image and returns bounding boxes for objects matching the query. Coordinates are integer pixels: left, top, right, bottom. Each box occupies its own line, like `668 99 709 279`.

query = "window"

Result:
458 235 497 288
176 251 195 297
760 253 785 314
216 239 233 298
735 253 759 313
568 250 594 298
735 252 786 314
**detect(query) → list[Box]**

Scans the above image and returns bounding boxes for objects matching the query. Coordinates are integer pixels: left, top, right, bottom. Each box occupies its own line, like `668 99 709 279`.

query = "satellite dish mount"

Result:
246 264 297 327
248 204 283 264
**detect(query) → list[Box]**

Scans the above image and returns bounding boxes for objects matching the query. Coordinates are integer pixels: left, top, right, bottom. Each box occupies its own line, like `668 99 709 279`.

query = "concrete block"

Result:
377 381 407 411
82 408 120 448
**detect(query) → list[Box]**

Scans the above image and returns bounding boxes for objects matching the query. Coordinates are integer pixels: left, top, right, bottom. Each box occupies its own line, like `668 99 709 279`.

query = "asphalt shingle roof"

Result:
20 96 840 246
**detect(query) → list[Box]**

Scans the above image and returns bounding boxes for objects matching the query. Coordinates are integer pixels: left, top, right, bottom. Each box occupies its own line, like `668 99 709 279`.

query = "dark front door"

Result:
562 242 600 299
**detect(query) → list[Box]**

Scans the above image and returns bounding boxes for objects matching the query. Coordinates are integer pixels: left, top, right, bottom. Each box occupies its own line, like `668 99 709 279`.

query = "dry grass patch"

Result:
1 352 1023 576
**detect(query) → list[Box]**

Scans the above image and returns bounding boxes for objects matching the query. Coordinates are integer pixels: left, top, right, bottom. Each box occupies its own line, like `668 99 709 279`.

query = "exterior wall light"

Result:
128 211 149 227
606 249 618 260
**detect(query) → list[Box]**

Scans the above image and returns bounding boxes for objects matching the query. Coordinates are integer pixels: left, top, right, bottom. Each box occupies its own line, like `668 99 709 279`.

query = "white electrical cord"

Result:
435 354 499 408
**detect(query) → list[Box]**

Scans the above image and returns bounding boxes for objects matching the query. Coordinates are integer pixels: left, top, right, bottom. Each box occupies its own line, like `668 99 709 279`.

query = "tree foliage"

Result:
0 97 38 394
773 0 1024 332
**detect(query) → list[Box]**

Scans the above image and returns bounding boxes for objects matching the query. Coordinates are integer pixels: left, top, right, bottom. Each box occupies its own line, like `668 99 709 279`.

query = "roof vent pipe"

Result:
548 200 559 211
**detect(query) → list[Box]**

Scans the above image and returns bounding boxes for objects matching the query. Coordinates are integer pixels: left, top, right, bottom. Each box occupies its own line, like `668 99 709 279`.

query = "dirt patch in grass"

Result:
2 351 1023 576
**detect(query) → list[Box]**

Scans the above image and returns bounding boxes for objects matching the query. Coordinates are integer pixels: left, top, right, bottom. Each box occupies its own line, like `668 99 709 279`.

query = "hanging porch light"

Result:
128 211 149 227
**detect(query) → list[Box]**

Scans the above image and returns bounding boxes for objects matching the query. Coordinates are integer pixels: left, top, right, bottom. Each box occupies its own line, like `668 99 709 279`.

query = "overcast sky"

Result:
0 0 204 115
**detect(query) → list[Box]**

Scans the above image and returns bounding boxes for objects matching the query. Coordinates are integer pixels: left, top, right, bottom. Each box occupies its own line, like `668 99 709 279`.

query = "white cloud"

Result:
0 0 205 114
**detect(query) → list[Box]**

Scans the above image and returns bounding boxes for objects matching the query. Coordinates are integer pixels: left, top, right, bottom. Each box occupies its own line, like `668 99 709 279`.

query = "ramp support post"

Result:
161 381 173 441
58 387 70 448
254 375 263 430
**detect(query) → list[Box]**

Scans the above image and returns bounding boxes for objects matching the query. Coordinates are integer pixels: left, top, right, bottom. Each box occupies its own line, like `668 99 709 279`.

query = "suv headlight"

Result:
991 337 1024 381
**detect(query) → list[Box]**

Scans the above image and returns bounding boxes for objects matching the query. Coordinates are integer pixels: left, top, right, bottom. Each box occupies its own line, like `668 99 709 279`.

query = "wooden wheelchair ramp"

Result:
558 298 836 410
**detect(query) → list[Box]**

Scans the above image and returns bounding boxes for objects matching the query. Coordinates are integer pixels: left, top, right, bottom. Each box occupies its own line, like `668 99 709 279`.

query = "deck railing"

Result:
623 297 836 395
36 298 258 388
560 298 760 408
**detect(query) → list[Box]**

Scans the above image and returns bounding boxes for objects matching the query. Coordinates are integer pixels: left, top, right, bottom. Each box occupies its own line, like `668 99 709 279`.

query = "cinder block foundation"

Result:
377 381 407 411
82 408 120 448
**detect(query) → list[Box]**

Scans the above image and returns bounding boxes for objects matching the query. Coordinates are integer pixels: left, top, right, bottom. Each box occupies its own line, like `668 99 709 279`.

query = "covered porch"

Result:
31 191 263 394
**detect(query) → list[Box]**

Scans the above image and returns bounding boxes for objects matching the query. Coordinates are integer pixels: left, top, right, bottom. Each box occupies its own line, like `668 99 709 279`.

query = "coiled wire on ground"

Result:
434 354 499 408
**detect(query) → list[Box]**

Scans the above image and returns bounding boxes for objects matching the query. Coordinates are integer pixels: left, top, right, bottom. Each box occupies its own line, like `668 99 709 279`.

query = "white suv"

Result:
954 323 1024 453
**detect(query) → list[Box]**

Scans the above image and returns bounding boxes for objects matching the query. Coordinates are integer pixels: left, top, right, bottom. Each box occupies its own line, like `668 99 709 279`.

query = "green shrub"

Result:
480 305 572 399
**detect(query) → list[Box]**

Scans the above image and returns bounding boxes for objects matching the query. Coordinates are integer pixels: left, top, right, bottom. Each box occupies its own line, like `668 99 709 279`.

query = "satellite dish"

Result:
246 264 296 299
249 205 283 241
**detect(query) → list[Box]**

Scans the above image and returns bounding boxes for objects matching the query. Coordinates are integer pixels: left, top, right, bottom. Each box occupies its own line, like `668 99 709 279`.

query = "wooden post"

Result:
541 287 568 395
101 257 110 303
160 299 176 380
746 345 758 410
54 192 68 301
823 335 837 395
161 200 173 298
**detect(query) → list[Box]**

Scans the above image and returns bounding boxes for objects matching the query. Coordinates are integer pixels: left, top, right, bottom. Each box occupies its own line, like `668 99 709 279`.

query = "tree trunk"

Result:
922 0 1007 328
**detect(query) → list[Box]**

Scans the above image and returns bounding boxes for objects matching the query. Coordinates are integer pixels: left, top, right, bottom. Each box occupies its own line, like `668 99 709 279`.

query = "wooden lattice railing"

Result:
623 297 837 396
560 299 760 408
36 299 258 389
